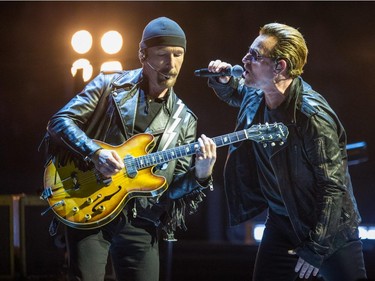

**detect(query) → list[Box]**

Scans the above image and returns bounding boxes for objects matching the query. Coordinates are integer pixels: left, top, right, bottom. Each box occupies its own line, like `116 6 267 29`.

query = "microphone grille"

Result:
231 65 244 78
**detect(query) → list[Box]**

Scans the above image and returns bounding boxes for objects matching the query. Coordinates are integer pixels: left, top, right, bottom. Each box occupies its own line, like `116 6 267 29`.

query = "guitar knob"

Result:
263 143 267 148
271 142 276 147
84 214 92 221
279 141 284 146
86 197 93 204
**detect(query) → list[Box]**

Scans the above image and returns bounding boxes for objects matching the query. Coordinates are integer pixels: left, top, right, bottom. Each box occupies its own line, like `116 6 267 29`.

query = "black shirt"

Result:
252 99 290 216
134 89 165 134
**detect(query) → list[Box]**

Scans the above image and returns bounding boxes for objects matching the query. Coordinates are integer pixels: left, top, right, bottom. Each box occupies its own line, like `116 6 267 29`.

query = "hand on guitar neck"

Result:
195 134 217 180
91 134 217 180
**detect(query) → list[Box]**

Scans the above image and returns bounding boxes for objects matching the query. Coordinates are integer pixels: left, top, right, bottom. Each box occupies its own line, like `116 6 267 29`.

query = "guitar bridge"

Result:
101 177 112 186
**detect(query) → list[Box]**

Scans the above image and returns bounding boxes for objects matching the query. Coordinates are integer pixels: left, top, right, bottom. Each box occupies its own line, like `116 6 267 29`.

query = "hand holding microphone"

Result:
194 60 243 83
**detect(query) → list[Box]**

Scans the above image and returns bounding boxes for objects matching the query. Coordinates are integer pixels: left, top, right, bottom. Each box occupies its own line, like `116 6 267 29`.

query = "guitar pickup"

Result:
124 155 137 178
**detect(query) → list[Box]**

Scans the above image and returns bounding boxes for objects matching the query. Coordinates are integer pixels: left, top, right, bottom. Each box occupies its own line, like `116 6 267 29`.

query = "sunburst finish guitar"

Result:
41 122 288 229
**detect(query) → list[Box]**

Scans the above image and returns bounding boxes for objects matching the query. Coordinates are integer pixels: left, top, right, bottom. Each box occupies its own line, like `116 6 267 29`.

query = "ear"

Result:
274 59 287 74
139 49 147 62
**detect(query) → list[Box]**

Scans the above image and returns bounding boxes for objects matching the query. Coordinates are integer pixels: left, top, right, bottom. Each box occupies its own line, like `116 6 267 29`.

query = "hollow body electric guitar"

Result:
41 122 288 230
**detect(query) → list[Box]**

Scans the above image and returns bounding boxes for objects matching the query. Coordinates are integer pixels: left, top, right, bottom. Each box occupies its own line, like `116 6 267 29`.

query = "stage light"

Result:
100 61 123 72
101 30 123 54
254 224 375 242
71 30 93 54
71 59 93 82
253 224 265 242
70 29 124 84
346 141 368 166
359 226 375 240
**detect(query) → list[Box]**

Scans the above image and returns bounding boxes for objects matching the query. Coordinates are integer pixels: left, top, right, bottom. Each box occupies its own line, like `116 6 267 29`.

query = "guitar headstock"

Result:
247 122 289 146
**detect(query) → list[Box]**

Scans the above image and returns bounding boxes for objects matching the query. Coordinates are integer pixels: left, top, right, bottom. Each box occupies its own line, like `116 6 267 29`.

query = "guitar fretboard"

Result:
135 129 252 170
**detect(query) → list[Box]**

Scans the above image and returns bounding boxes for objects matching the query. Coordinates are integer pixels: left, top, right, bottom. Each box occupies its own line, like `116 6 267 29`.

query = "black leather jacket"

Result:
44 69 208 233
209 76 362 267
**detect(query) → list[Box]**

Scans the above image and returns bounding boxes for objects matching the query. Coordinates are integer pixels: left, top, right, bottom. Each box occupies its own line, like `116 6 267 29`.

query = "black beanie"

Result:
139 17 186 51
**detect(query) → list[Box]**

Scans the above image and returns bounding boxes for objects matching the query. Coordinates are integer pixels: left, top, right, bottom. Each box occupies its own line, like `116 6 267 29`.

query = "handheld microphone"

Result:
146 61 171 79
194 65 244 78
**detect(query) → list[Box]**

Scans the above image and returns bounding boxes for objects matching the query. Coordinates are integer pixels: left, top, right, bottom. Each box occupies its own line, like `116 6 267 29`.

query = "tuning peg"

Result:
271 142 276 147
263 143 267 148
279 141 284 146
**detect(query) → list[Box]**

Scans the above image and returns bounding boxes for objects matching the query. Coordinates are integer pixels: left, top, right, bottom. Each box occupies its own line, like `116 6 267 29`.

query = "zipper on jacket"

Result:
317 138 329 179
318 196 333 241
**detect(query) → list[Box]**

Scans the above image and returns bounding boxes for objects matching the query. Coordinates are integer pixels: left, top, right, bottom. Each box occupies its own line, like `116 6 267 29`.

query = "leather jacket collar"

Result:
110 68 178 139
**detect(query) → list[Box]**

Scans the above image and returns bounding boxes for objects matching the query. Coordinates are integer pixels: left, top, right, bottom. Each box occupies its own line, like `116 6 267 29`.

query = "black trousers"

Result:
65 211 159 281
252 211 367 281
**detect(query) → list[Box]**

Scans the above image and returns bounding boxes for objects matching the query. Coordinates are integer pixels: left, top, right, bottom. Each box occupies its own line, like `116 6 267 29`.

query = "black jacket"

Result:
43 69 208 234
209 76 362 267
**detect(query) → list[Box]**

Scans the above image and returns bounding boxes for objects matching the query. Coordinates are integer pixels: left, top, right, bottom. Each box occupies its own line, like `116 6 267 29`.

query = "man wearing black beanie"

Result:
42 17 216 281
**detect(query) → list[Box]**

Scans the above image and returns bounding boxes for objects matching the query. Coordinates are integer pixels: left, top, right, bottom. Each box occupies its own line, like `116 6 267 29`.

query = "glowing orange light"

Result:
101 31 123 54
71 59 93 82
71 30 93 54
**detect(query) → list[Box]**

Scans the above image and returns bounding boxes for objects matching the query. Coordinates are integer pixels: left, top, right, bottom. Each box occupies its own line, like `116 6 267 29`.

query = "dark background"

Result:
0 2 375 278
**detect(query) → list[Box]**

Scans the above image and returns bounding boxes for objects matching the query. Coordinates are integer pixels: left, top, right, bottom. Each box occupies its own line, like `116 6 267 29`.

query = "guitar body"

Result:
43 134 167 229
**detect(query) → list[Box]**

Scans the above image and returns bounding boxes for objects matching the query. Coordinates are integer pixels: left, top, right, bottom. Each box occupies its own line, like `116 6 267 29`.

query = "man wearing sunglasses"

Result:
206 22 367 281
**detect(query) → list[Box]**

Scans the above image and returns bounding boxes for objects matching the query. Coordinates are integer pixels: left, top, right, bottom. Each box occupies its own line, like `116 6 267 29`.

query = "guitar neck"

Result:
135 129 250 170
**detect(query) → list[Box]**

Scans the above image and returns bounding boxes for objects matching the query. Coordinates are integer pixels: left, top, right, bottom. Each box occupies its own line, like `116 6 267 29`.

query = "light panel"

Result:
100 61 123 72
101 30 123 54
71 30 93 54
71 59 93 82
254 224 375 242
